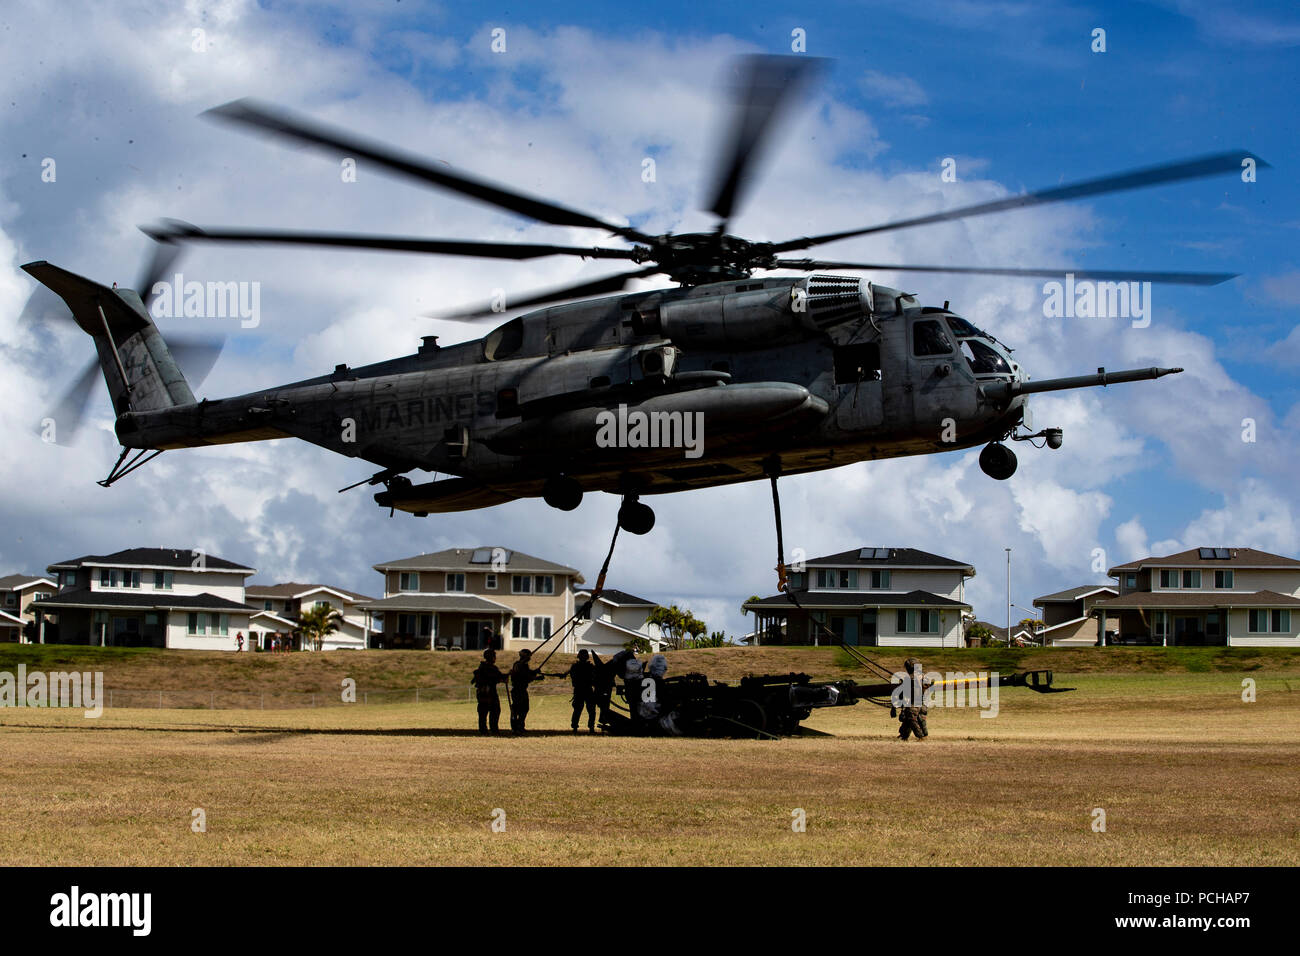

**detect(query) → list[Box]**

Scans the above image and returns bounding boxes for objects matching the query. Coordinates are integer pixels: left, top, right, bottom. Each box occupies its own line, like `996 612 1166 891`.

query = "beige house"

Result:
1095 547 1300 646
245 583 377 651
0 573 56 642
362 547 582 651
1032 585 1119 646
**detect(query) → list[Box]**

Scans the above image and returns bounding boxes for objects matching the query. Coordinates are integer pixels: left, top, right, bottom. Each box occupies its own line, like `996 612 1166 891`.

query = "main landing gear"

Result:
617 494 656 535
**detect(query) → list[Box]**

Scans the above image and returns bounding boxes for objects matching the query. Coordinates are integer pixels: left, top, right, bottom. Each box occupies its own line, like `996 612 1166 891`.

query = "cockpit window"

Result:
912 319 953 357
946 316 985 339
961 339 1011 375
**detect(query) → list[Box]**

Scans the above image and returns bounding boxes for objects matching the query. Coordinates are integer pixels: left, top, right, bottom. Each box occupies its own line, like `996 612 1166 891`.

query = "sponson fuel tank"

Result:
485 382 829 457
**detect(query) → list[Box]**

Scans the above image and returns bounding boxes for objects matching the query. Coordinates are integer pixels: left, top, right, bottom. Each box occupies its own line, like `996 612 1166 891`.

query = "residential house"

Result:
33 548 254 649
742 547 975 647
0 573 56 642
1032 585 1119 646
361 547 582 650
570 588 666 655
245 583 377 651
1095 547 1300 646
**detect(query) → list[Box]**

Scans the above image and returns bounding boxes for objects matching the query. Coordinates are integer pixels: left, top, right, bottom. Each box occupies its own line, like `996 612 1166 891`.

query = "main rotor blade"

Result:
141 220 643 263
773 259 1238 286
707 55 825 226
204 98 656 245
430 266 662 322
168 333 227 389
41 358 99 445
19 284 70 326
771 150 1269 253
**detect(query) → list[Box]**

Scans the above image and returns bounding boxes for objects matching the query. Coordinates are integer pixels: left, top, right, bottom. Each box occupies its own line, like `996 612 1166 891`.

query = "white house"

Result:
245 583 377 651
742 547 975 648
0 573 56 643
568 588 666 655
34 548 254 650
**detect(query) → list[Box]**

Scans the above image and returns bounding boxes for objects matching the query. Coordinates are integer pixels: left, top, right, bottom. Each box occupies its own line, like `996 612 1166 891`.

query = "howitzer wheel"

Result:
729 698 768 736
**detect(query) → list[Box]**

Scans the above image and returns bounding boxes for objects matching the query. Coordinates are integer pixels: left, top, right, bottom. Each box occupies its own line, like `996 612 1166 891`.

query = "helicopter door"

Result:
832 340 885 431
907 316 977 431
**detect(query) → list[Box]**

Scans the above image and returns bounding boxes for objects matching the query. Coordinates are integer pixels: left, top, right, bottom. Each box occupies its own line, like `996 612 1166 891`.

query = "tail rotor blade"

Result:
136 239 184 310
41 358 99 445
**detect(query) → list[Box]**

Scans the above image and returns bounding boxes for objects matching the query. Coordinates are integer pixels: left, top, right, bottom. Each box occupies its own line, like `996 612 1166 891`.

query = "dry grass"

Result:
1 669 1296 866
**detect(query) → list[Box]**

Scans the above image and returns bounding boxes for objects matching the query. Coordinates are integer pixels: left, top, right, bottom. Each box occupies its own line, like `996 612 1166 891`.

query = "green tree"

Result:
295 604 344 652
646 604 707 651
966 621 994 647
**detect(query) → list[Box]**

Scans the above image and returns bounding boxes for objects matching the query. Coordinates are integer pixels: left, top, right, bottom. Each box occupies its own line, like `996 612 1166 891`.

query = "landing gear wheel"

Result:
542 475 583 511
617 499 656 535
979 441 1018 480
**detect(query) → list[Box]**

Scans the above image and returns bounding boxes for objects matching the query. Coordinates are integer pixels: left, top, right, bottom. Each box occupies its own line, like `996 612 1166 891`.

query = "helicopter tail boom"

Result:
22 261 196 417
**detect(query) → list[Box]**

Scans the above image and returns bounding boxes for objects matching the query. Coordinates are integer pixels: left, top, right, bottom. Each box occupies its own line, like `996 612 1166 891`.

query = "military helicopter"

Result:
24 55 1256 537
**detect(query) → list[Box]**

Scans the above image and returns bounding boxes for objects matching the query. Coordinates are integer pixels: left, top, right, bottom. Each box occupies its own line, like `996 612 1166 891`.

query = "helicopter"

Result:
23 55 1257 538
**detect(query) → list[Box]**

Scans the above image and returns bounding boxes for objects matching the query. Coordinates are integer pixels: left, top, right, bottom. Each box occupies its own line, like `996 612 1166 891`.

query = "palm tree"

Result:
295 604 344 652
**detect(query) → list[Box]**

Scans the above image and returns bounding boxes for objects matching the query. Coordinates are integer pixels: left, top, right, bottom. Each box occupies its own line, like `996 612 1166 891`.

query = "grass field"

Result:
1 645 1297 865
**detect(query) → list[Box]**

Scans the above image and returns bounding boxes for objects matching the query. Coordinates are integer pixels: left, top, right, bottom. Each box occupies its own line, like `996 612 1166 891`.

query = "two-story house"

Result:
742 547 975 647
33 548 255 649
570 588 666 654
1032 585 1119 646
245 583 377 651
1095 547 1300 646
0 573 56 642
361 547 582 651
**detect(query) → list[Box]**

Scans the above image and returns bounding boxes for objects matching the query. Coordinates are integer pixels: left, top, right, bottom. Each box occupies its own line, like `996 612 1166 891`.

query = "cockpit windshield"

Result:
960 338 1011 376
946 315 986 339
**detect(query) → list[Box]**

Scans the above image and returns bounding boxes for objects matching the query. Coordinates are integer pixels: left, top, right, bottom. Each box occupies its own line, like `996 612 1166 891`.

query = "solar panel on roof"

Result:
470 548 495 564
1216 548 1231 559
1198 548 1215 559
875 547 893 559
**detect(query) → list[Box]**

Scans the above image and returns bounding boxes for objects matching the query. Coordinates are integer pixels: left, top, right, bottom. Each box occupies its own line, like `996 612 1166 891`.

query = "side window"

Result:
912 320 953 357
833 343 881 384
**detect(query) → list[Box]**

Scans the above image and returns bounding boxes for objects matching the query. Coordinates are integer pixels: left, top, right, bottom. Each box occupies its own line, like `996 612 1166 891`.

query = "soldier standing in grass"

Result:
556 649 597 733
893 657 929 741
471 648 507 735
508 648 545 733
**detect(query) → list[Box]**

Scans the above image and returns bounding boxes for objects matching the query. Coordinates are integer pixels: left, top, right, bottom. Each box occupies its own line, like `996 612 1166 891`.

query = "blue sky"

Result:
1 0 1297 636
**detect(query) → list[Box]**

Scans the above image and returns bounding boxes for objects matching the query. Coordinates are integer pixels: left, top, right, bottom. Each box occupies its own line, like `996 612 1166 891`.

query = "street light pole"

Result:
1005 548 1011 646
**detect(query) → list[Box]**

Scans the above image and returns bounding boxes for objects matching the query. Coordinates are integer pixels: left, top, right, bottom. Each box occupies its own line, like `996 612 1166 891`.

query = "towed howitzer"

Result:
606 668 1069 738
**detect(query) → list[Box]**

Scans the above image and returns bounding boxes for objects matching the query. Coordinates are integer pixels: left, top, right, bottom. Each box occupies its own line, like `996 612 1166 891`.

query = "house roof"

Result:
47 548 255 574
743 589 969 611
803 547 975 574
0 608 24 626
1035 584 1118 604
245 582 374 603
356 593 515 614
575 588 656 607
1094 589 1300 610
373 547 581 578
0 574 56 591
248 609 298 628
1108 547 1300 575
33 589 254 612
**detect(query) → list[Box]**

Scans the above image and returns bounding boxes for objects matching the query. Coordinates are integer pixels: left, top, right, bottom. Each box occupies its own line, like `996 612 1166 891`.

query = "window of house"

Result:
398 613 416 635
485 574 497 590
1214 570 1234 588
1159 570 1179 589
1124 573 1137 590
446 574 466 593
534 576 554 595
1181 570 1201 589
3 594 14 607
533 617 552 640
815 569 858 589
100 568 116 588
263 601 273 611
512 617 530 639
314 601 329 611
1153 611 1168 640
153 571 173 590
399 572 419 592
895 609 939 633
869 570 891 589
512 575 533 594
1252 609 1292 633
787 572 804 589
1273 610 1291 633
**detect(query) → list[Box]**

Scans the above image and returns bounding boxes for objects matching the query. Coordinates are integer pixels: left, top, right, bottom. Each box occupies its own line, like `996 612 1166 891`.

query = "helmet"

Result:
648 654 668 677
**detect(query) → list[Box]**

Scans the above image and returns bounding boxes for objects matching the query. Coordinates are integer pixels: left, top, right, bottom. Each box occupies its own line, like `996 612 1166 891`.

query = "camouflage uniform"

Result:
508 649 544 733
896 657 929 741
471 649 506 734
